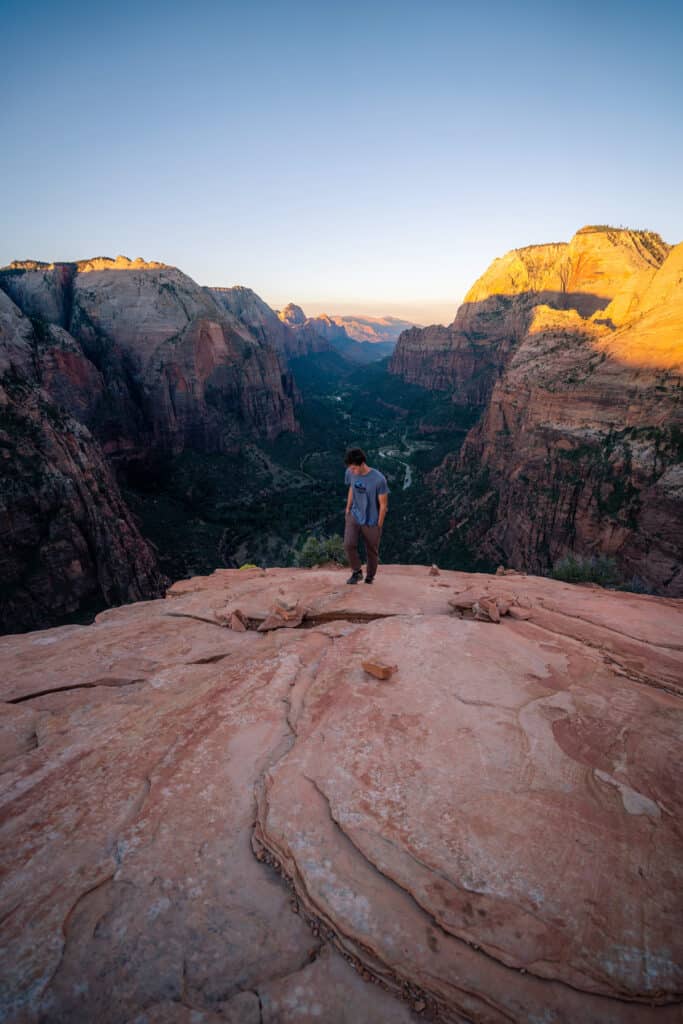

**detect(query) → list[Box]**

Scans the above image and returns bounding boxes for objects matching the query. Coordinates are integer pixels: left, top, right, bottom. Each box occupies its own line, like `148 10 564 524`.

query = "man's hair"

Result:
344 447 367 466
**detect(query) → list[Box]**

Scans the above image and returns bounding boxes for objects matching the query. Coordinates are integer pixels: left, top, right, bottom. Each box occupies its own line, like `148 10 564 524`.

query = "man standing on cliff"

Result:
343 447 389 584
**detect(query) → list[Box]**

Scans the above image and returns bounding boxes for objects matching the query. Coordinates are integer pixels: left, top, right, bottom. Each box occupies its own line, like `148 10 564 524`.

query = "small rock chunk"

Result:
216 607 249 630
229 611 248 632
258 602 306 631
474 598 501 623
362 660 398 680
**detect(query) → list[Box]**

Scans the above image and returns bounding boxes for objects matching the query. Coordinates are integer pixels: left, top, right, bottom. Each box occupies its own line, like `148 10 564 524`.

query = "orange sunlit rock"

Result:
391 225 682 594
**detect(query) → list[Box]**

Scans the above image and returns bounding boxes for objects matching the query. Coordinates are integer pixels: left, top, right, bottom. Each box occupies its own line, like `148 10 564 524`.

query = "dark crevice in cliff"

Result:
301 610 396 628
187 651 234 664
7 678 148 704
254 989 264 1024
165 609 397 632
60 262 78 331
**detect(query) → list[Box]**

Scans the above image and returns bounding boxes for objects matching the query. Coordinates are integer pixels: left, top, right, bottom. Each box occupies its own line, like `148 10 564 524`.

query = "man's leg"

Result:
344 514 363 573
361 524 381 580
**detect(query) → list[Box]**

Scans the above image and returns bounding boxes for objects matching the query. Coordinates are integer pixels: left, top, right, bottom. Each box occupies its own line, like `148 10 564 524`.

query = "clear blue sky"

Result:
2 0 682 325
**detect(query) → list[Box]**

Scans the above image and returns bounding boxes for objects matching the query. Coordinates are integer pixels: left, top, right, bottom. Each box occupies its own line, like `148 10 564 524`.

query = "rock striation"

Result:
0 258 298 458
1 565 681 1023
390 226 682 594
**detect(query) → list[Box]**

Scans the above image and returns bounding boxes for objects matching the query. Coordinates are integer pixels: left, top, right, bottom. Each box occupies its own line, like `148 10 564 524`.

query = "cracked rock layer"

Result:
1 565 681 1023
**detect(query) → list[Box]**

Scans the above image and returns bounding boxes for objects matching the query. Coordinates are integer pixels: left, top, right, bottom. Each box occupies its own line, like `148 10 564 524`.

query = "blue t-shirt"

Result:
345 467 389 526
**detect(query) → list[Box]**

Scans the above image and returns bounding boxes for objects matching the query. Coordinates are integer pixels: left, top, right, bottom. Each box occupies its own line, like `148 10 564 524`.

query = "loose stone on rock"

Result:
258 601 307 631
362 660 398 680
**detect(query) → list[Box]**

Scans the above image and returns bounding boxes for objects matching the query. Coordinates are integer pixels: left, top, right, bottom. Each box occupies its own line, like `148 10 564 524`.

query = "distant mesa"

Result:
277 302 415 363
330 313 418 344
278 301 307 326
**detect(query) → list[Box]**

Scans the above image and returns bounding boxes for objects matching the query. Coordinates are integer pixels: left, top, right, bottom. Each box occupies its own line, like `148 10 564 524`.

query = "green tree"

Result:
295 534 346 568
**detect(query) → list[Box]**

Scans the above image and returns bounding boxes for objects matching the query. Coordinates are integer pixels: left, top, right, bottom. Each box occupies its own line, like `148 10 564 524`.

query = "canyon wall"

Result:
209 285 323 357
1 258 298 459
0 257 302 632
412 229 681 594
389 227 670 403
0 290 166 634
277 303 404 362
277 301 342 353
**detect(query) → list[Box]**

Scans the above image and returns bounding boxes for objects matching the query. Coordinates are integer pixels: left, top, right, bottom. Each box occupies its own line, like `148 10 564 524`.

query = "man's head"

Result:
344 447 367 476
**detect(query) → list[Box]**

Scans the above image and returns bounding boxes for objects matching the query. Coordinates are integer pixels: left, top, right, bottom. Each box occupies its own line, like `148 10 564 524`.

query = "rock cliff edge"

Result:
1 566 681 1023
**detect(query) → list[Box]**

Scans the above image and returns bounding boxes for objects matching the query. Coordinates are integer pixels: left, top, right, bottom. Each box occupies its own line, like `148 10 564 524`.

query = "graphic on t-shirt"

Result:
345 467 390 526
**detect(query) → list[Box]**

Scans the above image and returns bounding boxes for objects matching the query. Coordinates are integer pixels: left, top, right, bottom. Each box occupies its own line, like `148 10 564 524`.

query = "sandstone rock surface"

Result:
1 566 681 1023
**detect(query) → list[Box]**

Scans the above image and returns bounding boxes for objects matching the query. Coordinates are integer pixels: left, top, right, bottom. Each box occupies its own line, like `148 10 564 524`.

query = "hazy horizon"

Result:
2 0 682 326
216 291 451 327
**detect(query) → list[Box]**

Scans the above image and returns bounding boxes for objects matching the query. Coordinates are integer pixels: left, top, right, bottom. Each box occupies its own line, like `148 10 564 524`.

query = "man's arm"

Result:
346 485 353 514
378 492 388 529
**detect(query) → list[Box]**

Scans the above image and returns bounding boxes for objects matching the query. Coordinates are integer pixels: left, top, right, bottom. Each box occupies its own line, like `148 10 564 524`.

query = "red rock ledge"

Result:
1 566 681 1023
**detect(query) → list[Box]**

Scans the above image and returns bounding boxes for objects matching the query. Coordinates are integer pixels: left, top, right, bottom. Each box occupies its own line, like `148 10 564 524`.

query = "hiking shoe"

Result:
346 571 363 584
364 576 374 584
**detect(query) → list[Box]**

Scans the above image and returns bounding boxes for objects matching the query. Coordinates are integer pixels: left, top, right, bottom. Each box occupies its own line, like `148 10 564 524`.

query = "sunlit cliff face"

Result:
523 240 683 373
452 227 681 374
461 228 670 310
8 256 168 273
76 256 169 273
596 241 683 371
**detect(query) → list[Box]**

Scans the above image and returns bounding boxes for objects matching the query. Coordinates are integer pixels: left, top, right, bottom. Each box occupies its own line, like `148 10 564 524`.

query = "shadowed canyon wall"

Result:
0 258 303 632
0 290 166 633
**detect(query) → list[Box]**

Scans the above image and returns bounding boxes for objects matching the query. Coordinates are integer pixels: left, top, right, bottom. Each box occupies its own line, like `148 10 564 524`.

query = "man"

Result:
343 447 389 584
